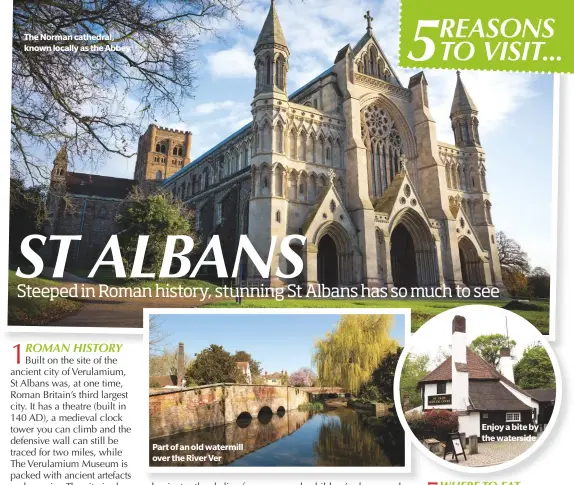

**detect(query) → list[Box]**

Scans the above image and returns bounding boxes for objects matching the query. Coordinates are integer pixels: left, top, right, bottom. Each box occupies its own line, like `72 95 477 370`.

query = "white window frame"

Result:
506 412 521 422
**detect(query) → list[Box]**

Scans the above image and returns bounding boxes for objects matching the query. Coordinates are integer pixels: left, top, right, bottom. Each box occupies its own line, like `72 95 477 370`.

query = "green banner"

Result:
399 0 571 73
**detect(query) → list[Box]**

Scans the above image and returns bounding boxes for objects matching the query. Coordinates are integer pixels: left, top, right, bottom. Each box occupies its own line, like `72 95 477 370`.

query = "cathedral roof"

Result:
65 172 135 199
371 171 407 213
254 0 288 53
450 71 477 115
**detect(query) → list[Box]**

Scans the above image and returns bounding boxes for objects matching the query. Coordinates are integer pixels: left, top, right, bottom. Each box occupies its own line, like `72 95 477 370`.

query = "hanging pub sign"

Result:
428 394 452 405
444 432 467 462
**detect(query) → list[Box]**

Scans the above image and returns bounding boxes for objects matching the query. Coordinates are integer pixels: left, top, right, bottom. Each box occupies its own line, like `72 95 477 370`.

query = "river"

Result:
149 406 405 467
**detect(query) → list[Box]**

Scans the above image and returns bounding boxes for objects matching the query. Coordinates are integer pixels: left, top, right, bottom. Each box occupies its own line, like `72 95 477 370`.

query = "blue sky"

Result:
153 313 405 374
70 0 554 270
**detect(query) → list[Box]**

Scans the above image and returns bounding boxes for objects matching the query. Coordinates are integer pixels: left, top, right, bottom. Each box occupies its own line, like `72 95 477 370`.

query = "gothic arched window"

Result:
275 123 283 152
289 129 297 159
243 146 249 168
362 104 403 197
275 55 285 90
266 56 272 85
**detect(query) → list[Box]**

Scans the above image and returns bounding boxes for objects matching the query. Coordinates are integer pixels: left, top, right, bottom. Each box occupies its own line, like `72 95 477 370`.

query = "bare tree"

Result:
496 231 530 274
12 0 243 185
149 315 170 354
150 345 192 376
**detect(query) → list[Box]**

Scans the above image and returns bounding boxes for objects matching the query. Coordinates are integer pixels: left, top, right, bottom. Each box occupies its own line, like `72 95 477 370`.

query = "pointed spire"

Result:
254 0 288 54
54 144 69 166
450 71 477 116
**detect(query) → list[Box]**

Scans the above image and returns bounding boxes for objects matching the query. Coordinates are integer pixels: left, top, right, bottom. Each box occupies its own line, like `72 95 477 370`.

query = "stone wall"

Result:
149 384 310 439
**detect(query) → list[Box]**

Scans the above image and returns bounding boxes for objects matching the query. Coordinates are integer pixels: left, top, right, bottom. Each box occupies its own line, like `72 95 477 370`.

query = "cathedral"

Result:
47 2 504 291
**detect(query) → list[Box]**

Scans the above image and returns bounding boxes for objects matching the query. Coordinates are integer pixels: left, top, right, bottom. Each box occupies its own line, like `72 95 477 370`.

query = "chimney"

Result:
177 342 185 386
499 347 514 383
451 316 469 411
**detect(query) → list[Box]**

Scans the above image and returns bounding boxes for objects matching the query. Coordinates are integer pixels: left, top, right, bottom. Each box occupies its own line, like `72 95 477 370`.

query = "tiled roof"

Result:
289 66 334 99
149 375 177 387
420 347 506 382
468 380 532 411
265 372 283 379
526 388 556 403
65 172 135 199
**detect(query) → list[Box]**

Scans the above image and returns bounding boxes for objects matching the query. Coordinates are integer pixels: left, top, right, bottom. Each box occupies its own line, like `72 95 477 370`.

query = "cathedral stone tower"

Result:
50 144 69 187
448 72 504 290
134 124 192 193
450 71 481 148
253 0 289 98
248 0 291 284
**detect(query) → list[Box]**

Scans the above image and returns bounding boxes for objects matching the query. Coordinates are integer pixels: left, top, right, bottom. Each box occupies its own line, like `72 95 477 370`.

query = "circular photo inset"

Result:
394 305 561 472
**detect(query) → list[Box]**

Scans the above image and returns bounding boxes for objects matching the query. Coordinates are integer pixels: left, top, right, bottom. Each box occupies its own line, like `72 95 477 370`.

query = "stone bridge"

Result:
149 383 310 439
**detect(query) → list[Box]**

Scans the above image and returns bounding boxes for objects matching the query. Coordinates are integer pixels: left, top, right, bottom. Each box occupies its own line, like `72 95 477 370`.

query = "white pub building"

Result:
418 316 555 440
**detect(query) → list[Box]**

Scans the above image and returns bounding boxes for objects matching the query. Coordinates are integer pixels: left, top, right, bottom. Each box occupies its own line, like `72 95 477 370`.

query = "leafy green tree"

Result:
366 347 402 403
514 344 555 389
313 314 398 395
186 344 240 386
400 353 430 409
528 267 551 299
470 334 516 368
116 189 194 277
233 350 263 378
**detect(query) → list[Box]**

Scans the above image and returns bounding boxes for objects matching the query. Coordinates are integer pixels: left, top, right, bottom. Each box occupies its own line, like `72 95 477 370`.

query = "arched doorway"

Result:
458 237 485 286
390 224 417 288
318 234 338 286
390 210 439 288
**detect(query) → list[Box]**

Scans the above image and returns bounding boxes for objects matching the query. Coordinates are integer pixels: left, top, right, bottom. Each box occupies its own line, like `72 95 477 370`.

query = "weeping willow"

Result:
313 314 398 395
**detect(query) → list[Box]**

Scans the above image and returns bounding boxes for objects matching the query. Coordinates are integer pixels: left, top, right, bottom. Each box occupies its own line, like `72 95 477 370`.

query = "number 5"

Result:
407 20 440 62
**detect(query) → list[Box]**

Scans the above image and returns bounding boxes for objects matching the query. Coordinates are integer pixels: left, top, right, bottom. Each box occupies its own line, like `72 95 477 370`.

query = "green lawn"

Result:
8 270 82 325
207 298 550 334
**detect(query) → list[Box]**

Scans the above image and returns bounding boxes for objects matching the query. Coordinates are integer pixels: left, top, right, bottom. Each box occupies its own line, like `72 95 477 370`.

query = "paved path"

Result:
446 439 535 467
44 283 230 328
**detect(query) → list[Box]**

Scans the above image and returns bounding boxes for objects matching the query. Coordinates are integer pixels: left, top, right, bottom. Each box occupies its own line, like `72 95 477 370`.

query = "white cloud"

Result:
207 46 254 78
410 69 537 143
194 100 244 115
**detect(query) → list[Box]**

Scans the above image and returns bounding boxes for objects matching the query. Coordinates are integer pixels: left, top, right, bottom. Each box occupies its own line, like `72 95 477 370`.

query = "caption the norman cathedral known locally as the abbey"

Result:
44 1 504 292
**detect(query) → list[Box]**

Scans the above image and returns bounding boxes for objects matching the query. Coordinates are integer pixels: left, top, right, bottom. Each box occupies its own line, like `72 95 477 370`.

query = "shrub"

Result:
298 402 324 411
407 410 458 443
358 384 382 402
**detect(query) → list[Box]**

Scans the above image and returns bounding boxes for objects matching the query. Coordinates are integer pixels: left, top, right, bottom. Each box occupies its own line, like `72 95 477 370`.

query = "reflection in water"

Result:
150 407 404 467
